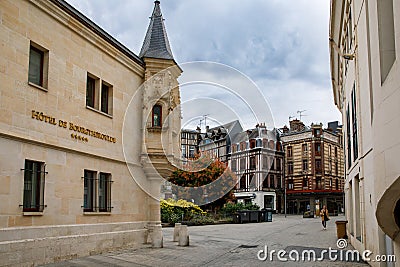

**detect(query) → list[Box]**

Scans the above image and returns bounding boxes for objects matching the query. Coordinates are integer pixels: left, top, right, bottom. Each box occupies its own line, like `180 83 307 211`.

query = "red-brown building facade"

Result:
281 120 344 215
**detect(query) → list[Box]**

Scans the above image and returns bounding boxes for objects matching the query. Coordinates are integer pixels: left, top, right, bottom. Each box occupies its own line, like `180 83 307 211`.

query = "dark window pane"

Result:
152 105 162 127
86 76 95 108
28 46 43 86
101 84 109 113
23 160 44 212
83 170 96 212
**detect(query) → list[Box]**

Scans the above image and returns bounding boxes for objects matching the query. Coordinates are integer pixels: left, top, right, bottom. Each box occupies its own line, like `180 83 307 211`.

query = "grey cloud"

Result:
65 0 341 128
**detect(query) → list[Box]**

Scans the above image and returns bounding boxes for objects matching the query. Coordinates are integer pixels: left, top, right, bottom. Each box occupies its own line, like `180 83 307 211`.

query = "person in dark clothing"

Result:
320 205 329 230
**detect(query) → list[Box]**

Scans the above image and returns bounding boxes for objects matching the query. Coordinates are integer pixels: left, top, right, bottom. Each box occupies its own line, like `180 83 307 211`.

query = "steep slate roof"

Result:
139 1 174 60
198 120 243 144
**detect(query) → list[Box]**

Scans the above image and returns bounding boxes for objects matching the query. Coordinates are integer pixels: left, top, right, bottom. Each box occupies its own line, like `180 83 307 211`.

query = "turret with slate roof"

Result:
140 0 182 201
139 0 174 60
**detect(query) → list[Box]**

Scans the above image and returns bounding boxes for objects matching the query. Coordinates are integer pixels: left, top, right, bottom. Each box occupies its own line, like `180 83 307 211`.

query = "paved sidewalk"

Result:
42 215 368 267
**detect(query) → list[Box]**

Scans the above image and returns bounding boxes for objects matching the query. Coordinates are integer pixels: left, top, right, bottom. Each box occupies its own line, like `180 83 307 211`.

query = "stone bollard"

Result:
151 224 163 248
178 224 189 246
173 223 181 242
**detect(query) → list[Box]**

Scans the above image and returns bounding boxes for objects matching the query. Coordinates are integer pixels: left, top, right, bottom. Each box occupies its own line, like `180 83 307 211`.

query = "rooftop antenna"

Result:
297 110 307 121
200 114 209 132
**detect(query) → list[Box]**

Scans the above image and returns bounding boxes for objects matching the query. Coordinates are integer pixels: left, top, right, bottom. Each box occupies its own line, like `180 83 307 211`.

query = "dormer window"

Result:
152 104 162 127
250 140 256 149
256 139 262 147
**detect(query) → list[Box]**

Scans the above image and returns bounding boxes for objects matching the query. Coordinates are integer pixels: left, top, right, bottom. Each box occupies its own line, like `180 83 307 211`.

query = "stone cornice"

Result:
30 0 145 77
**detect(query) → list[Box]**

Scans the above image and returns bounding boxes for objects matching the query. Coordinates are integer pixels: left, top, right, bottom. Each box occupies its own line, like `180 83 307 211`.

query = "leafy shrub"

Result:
221 202 260 214
160 199 205 224
185 214 215 226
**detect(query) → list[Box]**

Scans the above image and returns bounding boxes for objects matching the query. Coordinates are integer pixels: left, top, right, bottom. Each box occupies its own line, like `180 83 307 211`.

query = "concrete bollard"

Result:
178 224 189 246
151 224 163 248
173 223 181 242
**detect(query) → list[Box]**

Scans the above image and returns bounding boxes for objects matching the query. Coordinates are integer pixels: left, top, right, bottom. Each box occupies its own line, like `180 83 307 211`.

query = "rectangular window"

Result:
264 195 274 209
346 104 352 168
302 159 308 171
86 76 96 108
315 143 321 156
231 159 237 172
83 170 113 213
250 140 256 149
152 104 162 127
23 160 45 212
28 42 48 89
316 178 322 190
287 146 293 157
314 128 321 137
315 159 322 174
303 177 308 188
250 156 256 170
276 158 281 171
276 175 281 189
256 139 262 147
302 144 307 153
288 179 294 190
240 158 246 170
240 175 246 189
270 174 275 188
335 162 338 175
189 146 195 158
182 146 187 158
351 86 358 160
101 83 109 113
86 73 113 116
98 172 112 212
83 170 96 212
288 162 293 175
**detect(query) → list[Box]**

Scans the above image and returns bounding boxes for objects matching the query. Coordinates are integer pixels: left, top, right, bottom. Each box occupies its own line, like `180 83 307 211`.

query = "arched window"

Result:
152 104 162 127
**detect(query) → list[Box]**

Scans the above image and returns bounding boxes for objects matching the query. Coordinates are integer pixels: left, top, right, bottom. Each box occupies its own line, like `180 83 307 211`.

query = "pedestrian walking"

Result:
320 205 329 230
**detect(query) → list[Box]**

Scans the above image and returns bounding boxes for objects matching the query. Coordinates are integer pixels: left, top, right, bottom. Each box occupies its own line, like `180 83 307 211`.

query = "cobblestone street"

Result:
42 215 368 267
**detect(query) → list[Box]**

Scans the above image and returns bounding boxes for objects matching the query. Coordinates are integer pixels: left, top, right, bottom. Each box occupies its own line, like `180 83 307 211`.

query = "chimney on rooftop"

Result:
289 119 305 132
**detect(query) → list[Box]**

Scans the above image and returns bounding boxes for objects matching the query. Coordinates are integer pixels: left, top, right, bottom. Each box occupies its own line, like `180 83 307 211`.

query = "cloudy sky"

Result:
66 0 341 130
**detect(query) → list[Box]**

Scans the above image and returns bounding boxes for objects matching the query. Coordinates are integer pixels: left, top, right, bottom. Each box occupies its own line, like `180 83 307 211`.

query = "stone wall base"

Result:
0 222 149 266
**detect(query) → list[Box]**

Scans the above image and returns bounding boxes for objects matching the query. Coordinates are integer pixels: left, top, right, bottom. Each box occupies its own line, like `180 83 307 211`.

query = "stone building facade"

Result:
0 0 180 265
330 0 400 264
230 124 284 212
280 120 344 215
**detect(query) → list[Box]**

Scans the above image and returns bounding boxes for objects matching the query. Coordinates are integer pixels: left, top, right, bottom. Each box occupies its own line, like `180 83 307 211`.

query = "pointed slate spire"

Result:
139 0 174 60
